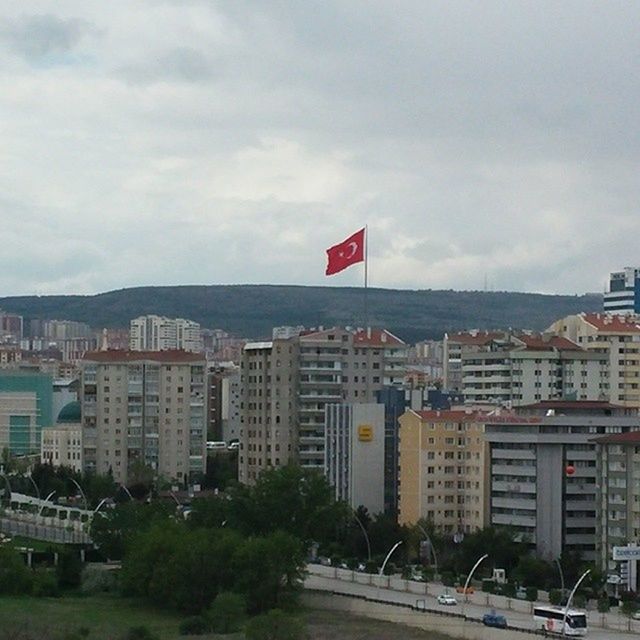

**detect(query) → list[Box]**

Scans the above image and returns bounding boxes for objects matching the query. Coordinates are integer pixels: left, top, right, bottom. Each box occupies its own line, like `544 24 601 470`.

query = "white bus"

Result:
533 606 587 636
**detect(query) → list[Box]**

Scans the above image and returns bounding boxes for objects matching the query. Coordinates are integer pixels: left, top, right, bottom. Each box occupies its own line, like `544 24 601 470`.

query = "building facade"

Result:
604 268 640 314
324 402 385 515
130 315 203 353
80 351 207 485
41 400 83 472
398 409 489 533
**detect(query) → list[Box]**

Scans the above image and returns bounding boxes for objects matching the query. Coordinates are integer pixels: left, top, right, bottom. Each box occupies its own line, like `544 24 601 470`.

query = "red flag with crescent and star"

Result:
325 228 366 276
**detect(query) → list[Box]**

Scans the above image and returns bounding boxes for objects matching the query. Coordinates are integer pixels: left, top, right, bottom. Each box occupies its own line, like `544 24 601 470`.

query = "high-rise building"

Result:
604 268 640 314
485 401 638 562
129 315 203 353
0 371 53 457
207 364 241 442
398 409 490 533
324 402 385 515
238 339 299 484
80 351 207 485
0 311 23 341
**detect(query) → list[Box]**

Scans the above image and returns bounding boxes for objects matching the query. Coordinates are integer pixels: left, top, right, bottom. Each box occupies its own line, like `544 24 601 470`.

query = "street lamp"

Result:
25 472 41 501
379 540 403 577
562 569 590 638
38 491 56 517
120 484 134 501
417 523 439 579
93 498 110 513
555 558 566 597
462 553 488 611
68 478 88 511
353 511 372 562
0 472 11 506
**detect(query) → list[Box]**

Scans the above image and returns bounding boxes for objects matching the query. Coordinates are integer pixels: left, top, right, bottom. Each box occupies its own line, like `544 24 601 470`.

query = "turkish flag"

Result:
325 228 365 276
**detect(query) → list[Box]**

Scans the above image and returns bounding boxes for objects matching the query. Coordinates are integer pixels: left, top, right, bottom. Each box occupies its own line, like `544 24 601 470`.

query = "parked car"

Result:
482 612 508 629
516 587 528 600
437 594 458 606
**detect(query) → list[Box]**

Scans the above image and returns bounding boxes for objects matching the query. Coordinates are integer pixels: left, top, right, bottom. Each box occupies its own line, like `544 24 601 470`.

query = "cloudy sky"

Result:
1 1 638 296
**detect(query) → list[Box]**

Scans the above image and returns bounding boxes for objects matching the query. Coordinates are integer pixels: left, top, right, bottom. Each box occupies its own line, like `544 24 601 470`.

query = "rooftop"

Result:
446 331 504 346
82 350 204 363
518 400 628 411
581 313 640 333
353 328 405 347
515 335 582 351
591 430 640 444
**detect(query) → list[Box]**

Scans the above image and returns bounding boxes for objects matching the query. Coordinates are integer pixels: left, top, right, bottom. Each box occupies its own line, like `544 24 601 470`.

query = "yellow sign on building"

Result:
358 424 373 441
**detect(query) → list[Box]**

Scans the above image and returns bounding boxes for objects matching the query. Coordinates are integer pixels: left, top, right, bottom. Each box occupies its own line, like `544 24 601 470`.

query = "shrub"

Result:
549 589 562 605
526 586 538 602
32 570 60 597
244 609 306 640
179 616 209 636
502 582 516 598
597 596 610 613
382 562 396 576
0 546 32 595
123 626 159 640
364 560 377 574
482 579 495 594
573 594 586 609
441 571 455 587
81 565 117 594
621 600 639 617
401 565 412 580
56 550 83 589
207 592 246 634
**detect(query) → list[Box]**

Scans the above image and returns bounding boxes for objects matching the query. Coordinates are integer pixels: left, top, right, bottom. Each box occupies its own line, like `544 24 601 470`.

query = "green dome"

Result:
57 401 81 424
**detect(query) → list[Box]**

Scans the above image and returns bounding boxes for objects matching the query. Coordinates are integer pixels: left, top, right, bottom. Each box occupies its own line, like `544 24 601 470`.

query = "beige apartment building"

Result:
80 351 207 485
398 409 489 533
548 313 640 406
238 339 299 484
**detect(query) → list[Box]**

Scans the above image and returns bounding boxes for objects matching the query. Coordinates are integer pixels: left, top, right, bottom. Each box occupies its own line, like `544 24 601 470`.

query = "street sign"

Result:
613 546 640 561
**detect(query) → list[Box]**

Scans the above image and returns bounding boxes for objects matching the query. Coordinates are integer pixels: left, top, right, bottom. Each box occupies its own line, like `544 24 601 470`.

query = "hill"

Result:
0 285 602 343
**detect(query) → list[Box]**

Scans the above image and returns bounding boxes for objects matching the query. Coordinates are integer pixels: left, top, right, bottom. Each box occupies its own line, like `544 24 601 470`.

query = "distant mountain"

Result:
0 285 603 343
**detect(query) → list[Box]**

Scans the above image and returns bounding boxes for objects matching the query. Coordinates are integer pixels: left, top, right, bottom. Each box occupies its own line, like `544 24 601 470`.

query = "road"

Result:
305 567 640 639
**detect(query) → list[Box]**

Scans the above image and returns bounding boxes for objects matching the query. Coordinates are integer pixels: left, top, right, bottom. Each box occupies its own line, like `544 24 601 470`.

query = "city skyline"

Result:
2 2 640 296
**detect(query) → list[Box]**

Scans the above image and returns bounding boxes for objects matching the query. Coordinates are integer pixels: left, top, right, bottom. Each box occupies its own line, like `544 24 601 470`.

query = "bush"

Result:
526 586 538 602
32 570 60 597
401 565 413 580
123 626 159 640
179 616 209 636
502 582 516 598
573 594 586 609
56 550 83 589
207 592 245 634
0 546 32 594
482 579 496 594
621 600 638 617
81 565 117 594
597 596 610 613
441 571 455 587
364 560 377 574
549 589 562 605
244 609 306 640
382 562 396 576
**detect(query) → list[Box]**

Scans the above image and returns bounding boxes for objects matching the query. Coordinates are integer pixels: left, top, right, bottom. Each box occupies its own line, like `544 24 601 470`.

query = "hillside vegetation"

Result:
0 285 602 343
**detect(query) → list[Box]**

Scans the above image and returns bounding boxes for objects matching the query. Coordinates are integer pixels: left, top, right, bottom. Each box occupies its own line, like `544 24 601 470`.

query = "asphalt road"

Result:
305 569 640 640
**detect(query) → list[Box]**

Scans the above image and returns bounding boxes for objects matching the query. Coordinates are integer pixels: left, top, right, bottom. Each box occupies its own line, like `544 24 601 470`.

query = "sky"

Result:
1 1 639 296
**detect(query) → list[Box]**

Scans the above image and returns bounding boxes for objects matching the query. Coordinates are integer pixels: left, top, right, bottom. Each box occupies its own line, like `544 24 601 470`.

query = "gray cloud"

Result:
0 1 638 296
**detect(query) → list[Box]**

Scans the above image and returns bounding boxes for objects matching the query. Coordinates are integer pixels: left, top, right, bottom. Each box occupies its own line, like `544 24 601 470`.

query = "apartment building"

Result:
324 402 385 515
604 268 640 314
207 364 241 442
484 401 638 562
80 351 207 485
398 409 489 533
130 315 203 353
592 430 640 582
548 313 640 407
462 334 608 406
238 340 299 484
41 400 82 472
298 328 407 469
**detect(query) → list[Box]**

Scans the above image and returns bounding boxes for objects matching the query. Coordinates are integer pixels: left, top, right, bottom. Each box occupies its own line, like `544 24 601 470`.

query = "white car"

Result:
437 593 458 606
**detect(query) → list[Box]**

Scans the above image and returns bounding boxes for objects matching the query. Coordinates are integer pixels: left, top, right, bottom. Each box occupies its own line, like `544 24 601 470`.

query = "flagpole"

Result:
364 225 368 329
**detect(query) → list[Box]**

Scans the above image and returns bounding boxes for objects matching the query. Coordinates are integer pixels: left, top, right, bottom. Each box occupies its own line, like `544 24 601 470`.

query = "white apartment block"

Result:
41 423 83 472
324 402 385 515
81 351 207 485
548 313 640 407
130 315 203 353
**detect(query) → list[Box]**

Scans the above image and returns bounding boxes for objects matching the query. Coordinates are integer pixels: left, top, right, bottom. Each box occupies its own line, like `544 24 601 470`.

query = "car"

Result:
437 594 458 606
516 587 528 600
227 441 240 451
482 612 507 629
633 611 640 620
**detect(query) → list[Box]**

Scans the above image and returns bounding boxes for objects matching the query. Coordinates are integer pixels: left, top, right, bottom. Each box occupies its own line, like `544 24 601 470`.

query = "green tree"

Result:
56 549 83 589
597 596 610 613
621 600 638 617
513 555 554 589
549 589 562 605
0 546 32 594
244 609 306 640
207 592 246 634
455 527 523 576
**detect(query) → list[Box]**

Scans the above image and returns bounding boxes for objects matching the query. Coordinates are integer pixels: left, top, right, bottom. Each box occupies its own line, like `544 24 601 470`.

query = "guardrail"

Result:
0 517 91 545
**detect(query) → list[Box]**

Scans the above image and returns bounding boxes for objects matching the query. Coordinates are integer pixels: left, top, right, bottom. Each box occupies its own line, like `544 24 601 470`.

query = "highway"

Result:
305 566 640 639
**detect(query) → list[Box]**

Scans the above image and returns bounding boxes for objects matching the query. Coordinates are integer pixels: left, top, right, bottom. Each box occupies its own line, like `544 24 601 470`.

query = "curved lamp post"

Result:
120 484 134 501
555 558 566 596
68 478 88 511
379 540 403 576
38 491 56 517
353 511 372 562
0 472 11 506
462 553 488 618
562 569 590 638
25 472 41 502
417 523 439 578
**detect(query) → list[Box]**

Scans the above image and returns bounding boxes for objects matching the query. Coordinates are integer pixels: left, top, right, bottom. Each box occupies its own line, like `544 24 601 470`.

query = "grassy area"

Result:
0 595 452 640
5 535 63 552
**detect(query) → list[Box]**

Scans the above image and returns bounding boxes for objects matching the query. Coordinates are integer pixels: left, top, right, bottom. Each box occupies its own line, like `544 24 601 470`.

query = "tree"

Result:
244 610 306 640
513 555 554 589
56 549 83 589
621 600 638 617
549 589 562 606
207 592 246 634
454 527 523 576
597 596 610 613
0 546 32 594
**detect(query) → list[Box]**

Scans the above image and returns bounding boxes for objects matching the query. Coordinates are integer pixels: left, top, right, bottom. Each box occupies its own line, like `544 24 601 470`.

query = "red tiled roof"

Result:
591 430 640 444
581 313 640 333
82 350 204 363
447 331 504 346
353 329 405 347
515 335 582 351
414 409 540 424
